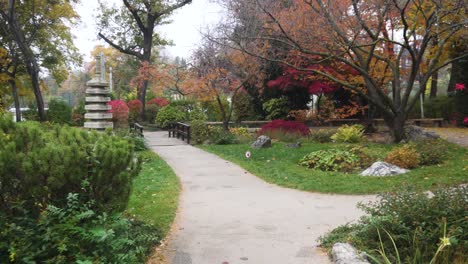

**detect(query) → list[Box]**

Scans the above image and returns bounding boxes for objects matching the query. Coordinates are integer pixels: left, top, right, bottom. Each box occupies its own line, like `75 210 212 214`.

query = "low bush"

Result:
262 97 290 120
384 144 420 169
156 105 186 129
72 100 86 126
47 98 72 125
230 127 253 143
320 187 467 263
259 120 310 141
108 100 129 128
148 97 170 107
189 107 207 121
299 149 359 172
411 139 449 166
0 114 141 215
309 129 335 143
209 126 238 145
190 120 210 144
347 146 376 169
331 124 364 143
0 192 160 263
128 99 143 123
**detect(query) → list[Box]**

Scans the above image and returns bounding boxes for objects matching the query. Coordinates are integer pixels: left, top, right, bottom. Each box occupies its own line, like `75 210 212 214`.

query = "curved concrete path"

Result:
146 132 373 264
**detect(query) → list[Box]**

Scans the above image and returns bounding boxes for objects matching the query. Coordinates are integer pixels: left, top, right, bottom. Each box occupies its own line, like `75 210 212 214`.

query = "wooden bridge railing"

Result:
130 122 144 137
168 122 191 144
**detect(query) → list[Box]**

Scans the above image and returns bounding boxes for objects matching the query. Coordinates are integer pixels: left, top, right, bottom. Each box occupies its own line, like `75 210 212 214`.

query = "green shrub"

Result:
309 129 335 143
190 120 210 144
201 98 229 121
331 124 364 143
189 106 207 121
320 187 467 263
112 128 148 151
72 100 86 126
47 98 72 125
233 90 257 123
262 96 290 120
411 139 450 166
156 105 187 129
229 127 253 143
0 114 141 215
385 144 420 169
299 149 359 172
209 126 238 145
0 192 160 263
347 146 376 169
145 103 159 124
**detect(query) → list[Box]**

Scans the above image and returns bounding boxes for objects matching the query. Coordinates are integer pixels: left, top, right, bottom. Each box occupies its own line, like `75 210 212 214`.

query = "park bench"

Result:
409 118 444 127
168 122 191 144
130 122 144 137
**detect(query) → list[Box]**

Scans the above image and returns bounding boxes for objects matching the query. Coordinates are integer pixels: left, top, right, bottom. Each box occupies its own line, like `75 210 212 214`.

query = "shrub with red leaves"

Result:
128 99 143 113
147 97 170 107
259 120 310 138
108 100 129 126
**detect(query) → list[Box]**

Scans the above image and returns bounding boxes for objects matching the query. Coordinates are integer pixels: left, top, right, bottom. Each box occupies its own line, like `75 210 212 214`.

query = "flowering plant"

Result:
455 83 465 91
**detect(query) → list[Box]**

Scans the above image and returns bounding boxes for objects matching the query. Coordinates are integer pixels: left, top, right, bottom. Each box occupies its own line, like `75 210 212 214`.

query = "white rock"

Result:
332 243 370 264
361 161 409 176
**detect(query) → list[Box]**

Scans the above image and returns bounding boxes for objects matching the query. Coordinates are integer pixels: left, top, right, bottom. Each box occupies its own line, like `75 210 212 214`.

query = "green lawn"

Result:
127 151 180 236
200 142 468 194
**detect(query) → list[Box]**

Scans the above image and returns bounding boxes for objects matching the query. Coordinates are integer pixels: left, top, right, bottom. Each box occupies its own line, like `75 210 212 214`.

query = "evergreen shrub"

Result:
411 139 449 166
262 97 290 120
190 120 210 144
47 98 72 124
156 105 186 129
0 114 141 215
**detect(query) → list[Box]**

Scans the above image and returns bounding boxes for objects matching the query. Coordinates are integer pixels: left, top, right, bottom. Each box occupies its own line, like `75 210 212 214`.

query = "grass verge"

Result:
127 151 180 236
200 142 467 194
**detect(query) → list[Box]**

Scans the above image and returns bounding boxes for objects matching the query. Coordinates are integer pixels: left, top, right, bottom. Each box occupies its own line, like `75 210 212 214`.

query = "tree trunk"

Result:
5 1 46 121
430 71 438 98
384 113 407 143
9 79 21 122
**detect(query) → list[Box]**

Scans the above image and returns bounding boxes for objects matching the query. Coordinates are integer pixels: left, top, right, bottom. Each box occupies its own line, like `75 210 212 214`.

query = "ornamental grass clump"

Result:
331 124 365 143
259 120 310 142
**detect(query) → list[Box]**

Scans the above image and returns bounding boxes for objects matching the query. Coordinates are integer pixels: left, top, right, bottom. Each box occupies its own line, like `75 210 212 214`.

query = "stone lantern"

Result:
84 54 113 130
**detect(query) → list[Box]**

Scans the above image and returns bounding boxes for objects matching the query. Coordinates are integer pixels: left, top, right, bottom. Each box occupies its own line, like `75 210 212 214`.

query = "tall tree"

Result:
215 0 467 142
97 0 192 116
0 0 80 121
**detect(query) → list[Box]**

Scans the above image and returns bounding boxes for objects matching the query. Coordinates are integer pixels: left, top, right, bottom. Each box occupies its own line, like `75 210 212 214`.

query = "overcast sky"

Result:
73 0 223 65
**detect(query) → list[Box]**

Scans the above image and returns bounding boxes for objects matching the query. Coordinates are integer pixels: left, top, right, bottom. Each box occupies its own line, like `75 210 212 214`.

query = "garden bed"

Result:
200 142 467 194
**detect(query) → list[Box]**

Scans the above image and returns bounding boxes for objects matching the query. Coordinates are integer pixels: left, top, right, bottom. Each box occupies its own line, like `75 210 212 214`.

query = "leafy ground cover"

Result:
127 151 180 236
200 142 467 194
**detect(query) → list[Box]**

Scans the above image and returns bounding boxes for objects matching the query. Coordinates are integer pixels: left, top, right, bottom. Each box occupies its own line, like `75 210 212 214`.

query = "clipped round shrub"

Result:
156 105 186 129
331 124 364 143
384 144 420 169
232 90 257 123
47 98 72 124
128 99 143 123
108 100 129 127
411 139 449 166
299 149 359 172
259 120 310 141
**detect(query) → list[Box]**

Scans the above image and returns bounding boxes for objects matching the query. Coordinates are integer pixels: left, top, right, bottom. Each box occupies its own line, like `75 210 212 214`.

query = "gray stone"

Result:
361 161 409 176
332 243 370 264
286 142 301 148
404 125 439 141
251 135 272 148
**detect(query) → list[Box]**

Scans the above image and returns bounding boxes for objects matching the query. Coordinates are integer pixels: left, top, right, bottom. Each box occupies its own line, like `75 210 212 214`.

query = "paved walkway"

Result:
147 131 373 264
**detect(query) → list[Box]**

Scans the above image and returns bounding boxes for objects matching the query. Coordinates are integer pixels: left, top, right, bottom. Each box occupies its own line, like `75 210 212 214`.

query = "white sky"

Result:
73 0 223 65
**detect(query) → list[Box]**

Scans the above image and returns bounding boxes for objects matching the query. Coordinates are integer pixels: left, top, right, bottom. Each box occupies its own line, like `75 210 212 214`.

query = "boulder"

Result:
361 161 409 177
251 135 272 149
404 125 439 141
332 243 370 264
286 142 301 148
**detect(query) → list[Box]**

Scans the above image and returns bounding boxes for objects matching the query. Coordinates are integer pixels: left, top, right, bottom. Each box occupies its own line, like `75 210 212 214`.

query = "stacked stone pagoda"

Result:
84 55 113 130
